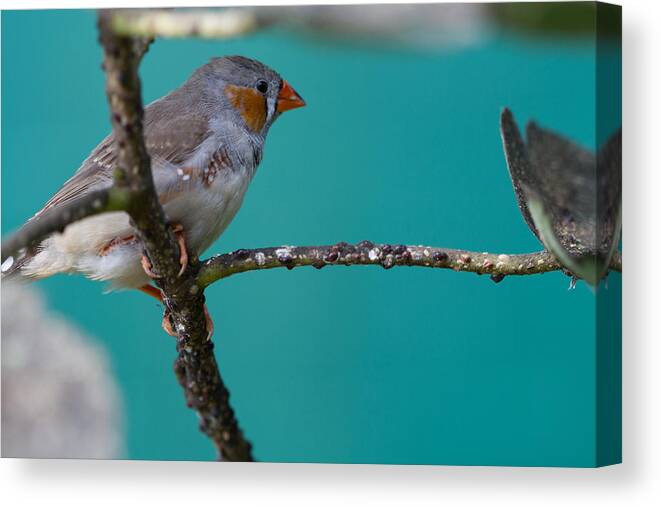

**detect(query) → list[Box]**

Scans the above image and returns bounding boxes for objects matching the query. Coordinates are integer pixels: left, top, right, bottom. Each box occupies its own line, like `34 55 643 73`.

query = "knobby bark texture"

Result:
97 11 253 462
199 242 622 287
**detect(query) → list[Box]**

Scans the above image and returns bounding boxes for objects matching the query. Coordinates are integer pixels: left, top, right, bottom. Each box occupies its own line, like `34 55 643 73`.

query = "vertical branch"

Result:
98 11 180 281
97 10 253 461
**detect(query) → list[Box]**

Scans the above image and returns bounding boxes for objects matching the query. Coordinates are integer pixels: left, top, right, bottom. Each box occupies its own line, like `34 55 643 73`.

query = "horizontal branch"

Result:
1 187 129 263
111 9 260 39
198 241 622 287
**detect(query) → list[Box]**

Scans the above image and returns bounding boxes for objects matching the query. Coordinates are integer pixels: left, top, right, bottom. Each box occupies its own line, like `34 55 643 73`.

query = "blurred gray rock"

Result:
1 283 124 458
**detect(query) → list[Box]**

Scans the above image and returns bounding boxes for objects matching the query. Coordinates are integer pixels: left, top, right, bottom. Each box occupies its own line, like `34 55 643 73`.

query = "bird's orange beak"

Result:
277 80 305 113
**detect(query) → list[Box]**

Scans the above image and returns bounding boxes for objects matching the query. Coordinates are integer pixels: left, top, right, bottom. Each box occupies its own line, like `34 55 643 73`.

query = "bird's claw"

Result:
161 311 178 337
141 254 158 279
139 223 189 279
176 232 188 277
171 223 188 277
203 305 214 340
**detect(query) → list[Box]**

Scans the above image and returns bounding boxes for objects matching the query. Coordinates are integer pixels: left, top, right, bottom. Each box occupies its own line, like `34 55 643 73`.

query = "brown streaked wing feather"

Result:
35 136 115 219
32 103 212 220
144 102 212 167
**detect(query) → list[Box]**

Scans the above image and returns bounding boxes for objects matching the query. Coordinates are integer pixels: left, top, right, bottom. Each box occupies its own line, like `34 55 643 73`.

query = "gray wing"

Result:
499 108 537 235
35 136 116 217
500 108 621 285
525 121 597 258
34 100 212 219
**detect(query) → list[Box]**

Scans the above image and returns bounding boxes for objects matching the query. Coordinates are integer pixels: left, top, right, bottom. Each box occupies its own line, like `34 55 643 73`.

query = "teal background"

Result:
1 9 621 466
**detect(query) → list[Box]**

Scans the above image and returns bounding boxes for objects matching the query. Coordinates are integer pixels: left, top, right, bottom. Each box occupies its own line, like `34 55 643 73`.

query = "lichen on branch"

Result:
198 242 622 287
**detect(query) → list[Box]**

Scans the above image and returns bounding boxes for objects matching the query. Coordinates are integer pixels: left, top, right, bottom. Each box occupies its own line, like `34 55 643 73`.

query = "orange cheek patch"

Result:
225 84 267 133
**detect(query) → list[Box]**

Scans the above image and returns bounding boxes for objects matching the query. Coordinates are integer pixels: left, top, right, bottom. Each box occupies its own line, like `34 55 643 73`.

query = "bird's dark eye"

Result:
256 80 269 94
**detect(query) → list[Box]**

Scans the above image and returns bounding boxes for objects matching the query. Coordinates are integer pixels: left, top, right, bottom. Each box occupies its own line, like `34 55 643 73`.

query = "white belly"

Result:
22 211 145 288
23 167 253 290
163 167 252 254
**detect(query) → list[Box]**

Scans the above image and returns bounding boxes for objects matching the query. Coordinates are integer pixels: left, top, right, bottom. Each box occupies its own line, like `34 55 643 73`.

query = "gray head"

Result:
188 55 305 136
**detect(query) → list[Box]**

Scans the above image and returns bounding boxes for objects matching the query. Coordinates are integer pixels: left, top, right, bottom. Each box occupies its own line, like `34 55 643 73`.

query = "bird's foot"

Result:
161 311 178 337
139 284 176 336
139 284 214 340
139 223 189 279
161 304 214 340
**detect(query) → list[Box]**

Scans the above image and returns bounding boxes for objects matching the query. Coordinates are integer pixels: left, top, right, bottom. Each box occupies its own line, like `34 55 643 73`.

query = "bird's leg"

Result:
138 284 214 339
139 222 189 279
